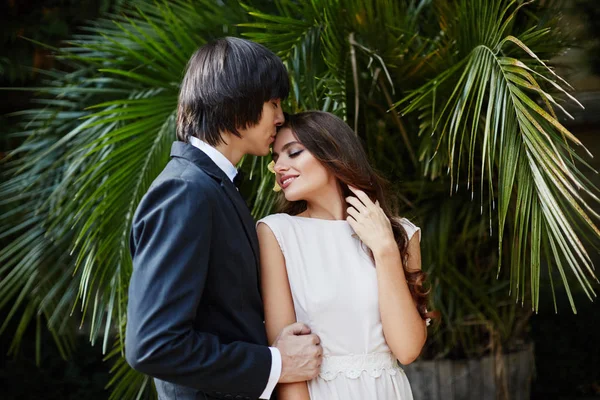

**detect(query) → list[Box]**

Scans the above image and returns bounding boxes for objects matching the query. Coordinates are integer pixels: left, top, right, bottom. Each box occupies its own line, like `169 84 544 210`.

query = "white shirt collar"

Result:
188 136 238 183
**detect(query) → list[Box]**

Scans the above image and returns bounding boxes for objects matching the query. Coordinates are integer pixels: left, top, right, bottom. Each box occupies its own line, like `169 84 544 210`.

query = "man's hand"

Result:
272 322 323 383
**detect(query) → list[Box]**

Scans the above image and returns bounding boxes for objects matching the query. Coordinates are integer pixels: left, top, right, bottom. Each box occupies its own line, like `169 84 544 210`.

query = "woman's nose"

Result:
274 160 288 174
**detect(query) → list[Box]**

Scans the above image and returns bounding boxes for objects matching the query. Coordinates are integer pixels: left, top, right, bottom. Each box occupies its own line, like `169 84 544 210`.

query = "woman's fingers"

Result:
346 205 360 220
346 196 367 214
348 185 375 208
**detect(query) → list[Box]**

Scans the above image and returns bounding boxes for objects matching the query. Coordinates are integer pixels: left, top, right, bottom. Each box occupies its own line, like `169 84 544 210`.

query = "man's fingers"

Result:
285 322 311 335
309 334 320 345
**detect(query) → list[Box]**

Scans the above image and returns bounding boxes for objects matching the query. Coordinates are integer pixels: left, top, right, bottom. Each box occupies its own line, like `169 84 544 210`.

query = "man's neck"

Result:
214 142 244 166
188 136 239 181
212 132 246 166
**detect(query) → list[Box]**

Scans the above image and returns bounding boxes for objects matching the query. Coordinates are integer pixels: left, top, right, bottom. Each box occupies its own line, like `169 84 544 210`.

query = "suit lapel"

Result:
219 178 261 270
170 142 261 284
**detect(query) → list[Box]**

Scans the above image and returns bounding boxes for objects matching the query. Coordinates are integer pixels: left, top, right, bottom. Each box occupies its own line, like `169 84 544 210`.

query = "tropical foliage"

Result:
1 0 598 397
0 0 127 84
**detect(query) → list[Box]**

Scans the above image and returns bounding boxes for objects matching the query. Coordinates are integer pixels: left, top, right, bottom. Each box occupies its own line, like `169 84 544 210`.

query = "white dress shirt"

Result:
189 136 282 399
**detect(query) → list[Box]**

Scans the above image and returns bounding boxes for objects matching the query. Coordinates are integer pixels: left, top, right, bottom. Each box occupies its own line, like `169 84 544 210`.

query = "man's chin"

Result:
245 147 270 157
256 147 272 157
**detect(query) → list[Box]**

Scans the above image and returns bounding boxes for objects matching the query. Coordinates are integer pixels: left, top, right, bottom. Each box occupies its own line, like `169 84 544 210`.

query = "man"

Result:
126 37 322 400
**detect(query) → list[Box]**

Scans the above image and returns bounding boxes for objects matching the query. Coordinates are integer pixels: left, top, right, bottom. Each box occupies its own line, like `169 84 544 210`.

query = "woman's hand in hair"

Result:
345 186 397 256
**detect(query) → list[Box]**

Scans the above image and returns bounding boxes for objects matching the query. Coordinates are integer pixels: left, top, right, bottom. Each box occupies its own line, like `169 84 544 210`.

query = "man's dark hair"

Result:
176 37 289 146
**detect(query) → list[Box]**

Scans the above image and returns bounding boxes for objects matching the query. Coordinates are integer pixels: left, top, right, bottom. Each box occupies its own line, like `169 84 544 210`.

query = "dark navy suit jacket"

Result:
126 141 272 400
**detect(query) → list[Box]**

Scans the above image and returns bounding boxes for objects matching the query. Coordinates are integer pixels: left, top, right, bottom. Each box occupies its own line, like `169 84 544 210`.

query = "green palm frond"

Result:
105 336 156 400
396 0 599 312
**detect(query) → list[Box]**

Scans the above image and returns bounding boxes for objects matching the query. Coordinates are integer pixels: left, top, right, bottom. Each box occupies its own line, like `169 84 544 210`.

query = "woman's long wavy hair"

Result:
276 111 435 322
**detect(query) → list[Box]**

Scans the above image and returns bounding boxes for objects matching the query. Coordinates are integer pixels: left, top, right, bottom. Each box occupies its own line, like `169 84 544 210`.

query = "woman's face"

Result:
272 127 335 202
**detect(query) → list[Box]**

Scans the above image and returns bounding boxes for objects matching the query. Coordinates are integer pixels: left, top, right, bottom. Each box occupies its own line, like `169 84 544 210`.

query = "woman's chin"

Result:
283 190 302 202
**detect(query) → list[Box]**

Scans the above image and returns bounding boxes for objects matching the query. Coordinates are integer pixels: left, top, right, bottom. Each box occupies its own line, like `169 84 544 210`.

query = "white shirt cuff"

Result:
259 347 281 399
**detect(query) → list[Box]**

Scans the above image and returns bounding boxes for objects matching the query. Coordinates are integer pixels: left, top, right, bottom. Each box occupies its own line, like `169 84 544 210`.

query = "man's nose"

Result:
274 108 285 126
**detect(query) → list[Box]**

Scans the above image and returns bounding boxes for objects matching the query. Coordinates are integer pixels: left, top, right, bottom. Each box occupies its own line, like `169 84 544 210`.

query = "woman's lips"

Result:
280 175 298 189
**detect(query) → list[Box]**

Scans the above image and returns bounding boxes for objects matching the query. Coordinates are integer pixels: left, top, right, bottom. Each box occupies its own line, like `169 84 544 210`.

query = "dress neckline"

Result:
288 214 349 223
284 214 352 229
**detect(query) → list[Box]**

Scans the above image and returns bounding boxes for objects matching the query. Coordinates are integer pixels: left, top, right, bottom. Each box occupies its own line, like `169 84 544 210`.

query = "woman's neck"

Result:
301 183 346 220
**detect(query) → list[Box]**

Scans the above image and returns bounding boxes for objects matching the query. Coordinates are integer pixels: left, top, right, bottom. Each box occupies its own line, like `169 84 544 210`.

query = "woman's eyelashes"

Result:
271 149 303 163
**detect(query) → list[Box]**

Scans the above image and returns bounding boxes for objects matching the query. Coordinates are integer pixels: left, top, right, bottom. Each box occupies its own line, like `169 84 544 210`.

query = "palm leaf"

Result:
395 0 599 311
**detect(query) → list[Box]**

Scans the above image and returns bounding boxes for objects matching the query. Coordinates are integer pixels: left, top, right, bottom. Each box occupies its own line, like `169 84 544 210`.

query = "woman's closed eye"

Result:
289 150 304 158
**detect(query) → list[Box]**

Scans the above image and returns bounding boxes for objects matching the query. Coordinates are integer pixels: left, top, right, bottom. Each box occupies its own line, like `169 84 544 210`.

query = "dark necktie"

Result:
233 170 245 188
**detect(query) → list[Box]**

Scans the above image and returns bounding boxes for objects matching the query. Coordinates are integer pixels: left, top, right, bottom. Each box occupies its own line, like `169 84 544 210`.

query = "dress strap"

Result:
398 217 421 242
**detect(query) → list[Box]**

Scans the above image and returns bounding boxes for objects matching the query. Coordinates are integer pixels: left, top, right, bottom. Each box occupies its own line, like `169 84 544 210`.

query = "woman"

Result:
257 111 435 399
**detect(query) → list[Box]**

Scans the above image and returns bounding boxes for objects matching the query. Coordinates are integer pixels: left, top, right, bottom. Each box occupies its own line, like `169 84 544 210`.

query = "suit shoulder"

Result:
150 158 219 197
133 160 220 223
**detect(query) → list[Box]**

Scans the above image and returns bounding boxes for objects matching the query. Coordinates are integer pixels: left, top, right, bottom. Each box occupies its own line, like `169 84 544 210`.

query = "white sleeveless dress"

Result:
257 213 419 400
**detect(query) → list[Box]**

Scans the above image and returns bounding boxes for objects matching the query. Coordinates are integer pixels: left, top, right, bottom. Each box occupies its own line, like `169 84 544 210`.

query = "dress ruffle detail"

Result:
319 352 403 381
